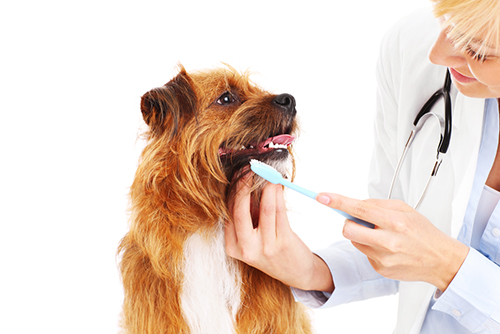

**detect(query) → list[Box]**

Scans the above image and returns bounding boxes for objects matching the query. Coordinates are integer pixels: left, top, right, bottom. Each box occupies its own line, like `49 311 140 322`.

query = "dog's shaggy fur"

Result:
118 65 312 334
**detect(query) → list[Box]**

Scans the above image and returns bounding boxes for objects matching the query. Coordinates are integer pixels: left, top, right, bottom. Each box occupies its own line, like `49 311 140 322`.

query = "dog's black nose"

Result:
273 93 296 115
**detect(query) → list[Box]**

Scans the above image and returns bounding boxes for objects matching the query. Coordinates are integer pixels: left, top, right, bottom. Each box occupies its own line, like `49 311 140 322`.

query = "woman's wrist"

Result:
433 238 469 292
306 254 334 293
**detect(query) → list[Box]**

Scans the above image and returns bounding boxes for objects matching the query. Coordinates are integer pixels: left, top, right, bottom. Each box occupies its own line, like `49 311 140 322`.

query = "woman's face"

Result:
428 19 500 99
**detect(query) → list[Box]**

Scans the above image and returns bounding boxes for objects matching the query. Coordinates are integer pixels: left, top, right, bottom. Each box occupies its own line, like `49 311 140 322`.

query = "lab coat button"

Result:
492 228 500 237
452 309 462 317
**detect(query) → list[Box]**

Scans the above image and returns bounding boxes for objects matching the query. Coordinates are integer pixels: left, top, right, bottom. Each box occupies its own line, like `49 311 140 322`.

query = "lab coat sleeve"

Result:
431 248 500 332
292 240 398 309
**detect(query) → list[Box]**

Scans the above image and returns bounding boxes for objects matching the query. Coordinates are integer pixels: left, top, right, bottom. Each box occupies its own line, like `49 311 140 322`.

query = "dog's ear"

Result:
140 67 197 138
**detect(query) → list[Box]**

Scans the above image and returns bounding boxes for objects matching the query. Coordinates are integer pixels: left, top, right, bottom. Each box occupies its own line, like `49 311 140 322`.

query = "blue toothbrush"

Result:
249 159 375 228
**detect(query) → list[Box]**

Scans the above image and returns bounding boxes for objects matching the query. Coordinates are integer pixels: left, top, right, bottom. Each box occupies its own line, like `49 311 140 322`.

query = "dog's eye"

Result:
216 92 236 105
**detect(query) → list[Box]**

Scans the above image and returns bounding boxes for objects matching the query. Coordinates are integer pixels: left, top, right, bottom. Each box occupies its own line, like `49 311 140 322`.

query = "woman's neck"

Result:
485 98 500 191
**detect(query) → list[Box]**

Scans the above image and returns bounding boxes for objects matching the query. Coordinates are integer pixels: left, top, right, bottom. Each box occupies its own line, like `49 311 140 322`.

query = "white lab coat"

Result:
369 8 486 333
293 8 493 333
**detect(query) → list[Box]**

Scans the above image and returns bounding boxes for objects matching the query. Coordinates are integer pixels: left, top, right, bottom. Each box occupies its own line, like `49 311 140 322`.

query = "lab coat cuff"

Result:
432 248 500 331
292 247 361 309
292 242 397 309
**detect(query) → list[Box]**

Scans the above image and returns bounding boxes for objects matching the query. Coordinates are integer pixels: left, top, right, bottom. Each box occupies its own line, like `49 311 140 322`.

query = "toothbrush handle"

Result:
280 179 318 200
331 209 375 229
281 180 375 229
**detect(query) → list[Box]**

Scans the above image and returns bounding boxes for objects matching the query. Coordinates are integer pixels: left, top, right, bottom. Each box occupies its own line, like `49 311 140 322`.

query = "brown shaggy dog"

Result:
118 65 312 334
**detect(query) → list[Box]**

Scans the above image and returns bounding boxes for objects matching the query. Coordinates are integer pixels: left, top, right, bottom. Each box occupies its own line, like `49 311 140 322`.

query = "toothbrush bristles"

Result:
250 159 278 170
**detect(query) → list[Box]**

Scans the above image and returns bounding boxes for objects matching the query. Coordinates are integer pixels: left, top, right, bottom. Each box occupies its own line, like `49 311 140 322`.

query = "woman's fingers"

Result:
259 182 278 246
275 185 291 236
231 173 254 240
225 173 255 258
316 192 411 229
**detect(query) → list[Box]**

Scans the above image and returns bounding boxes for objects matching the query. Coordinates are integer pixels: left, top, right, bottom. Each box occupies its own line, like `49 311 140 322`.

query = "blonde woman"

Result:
226 0 500 332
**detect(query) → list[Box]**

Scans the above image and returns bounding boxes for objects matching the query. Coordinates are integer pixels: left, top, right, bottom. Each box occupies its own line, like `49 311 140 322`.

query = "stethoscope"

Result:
388 69 452 210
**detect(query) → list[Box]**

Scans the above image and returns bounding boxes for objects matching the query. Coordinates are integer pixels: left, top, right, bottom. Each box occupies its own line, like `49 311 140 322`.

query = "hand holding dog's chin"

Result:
225 178 334 293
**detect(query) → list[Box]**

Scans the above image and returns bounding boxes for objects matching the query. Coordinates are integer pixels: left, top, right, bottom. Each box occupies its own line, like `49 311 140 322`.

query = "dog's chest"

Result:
180 224 242 334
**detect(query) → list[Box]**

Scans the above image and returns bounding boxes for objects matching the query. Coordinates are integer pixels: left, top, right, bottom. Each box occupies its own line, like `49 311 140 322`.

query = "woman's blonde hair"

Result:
431 0 500 57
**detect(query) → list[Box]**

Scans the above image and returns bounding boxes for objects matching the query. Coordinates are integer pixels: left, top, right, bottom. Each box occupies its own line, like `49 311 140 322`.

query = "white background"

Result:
1 0 430 333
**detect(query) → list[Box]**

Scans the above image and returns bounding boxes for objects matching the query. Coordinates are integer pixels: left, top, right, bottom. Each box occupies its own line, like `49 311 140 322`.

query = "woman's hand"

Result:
225 173 334 293
316 193 469 292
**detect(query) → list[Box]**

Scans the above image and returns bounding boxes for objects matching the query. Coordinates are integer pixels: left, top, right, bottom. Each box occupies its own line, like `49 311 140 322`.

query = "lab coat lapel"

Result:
392 91 446 333
393 282 434 334
394 94 485 334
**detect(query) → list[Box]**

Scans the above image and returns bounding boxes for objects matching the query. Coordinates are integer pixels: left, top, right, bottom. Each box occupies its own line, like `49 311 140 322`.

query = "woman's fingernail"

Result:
317 194 331 205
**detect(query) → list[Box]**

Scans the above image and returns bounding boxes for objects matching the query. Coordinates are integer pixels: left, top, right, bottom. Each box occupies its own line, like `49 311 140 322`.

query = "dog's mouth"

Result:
218 134 295 157
220 133 295 228
218 108 297 228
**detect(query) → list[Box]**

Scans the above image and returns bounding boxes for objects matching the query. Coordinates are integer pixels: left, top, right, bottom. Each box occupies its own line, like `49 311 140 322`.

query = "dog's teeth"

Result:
268 142 287 149
240 146 246 150
249 145 254 149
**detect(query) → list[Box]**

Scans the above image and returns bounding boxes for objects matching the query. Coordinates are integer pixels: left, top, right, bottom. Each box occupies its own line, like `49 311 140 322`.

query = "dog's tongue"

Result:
218 134 296 156
260 134 296 148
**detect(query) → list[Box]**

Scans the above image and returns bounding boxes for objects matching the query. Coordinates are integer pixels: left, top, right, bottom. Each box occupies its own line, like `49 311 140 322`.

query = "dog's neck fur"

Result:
180 222 242 334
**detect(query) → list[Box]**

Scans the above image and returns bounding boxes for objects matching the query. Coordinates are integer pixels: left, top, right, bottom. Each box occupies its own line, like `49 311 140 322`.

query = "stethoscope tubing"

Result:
388 69 451 209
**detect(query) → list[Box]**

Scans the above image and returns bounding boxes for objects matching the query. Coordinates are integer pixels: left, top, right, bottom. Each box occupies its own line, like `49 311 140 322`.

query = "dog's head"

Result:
138 65 298 224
